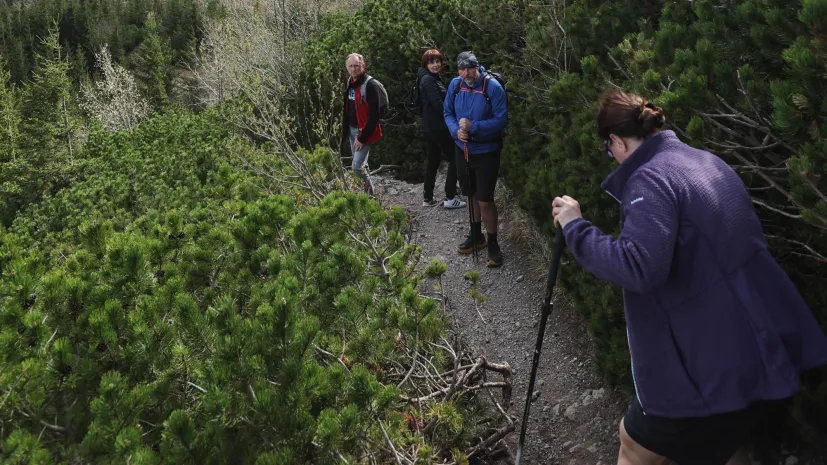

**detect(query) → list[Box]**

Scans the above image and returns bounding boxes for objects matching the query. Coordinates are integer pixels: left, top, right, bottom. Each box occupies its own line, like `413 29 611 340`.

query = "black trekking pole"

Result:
515 226 567 464
463 142 479 263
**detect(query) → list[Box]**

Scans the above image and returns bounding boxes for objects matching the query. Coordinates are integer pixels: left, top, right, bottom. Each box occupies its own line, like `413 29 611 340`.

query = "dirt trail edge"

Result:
373 169 629 465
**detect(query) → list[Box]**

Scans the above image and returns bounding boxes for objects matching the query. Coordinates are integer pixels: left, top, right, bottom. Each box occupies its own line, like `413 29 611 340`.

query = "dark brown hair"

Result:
421 49 444 68
597 89 666 140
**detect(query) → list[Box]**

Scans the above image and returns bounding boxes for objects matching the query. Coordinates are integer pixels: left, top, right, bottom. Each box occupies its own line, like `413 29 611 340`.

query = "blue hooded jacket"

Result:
562 130 827 418
443 66 508 154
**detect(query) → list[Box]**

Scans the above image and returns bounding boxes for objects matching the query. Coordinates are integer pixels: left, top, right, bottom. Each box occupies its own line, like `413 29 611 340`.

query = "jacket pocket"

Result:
666 321 707 408
624 295 711 417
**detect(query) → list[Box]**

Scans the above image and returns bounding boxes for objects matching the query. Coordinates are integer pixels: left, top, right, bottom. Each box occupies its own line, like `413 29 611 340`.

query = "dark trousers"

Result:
423 129 459 200
454 146 501 202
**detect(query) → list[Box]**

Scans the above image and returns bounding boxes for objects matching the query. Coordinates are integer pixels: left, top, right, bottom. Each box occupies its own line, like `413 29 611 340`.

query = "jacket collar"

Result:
601 130 682 202
458 67 487 90
348 73 367 86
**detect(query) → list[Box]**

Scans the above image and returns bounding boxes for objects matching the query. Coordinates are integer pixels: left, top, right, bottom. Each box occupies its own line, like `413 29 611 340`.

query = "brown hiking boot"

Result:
457 234 487 254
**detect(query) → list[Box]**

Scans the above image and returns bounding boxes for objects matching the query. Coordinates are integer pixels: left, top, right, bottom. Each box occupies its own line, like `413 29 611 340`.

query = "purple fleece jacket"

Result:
563 130 827 418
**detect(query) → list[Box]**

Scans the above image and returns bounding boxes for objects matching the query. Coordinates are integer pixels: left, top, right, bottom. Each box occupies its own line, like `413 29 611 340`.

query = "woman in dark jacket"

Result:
417 49 465 209
552 89 827 465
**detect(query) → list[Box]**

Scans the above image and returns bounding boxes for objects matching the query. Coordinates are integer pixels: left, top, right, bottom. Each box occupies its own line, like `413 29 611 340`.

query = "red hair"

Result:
421 49 444 68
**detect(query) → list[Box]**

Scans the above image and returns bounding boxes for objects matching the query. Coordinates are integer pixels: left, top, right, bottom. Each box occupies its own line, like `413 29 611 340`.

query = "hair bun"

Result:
596 89 668 140
639 102 665 132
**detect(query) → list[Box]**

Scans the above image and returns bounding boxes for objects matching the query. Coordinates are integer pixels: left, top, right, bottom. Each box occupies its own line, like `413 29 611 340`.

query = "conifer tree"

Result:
20 23 79 161
162 0 201 63
1 23 82 224
133 12 174 111
0 55 24 225
0 55 21 162
772 0 827 232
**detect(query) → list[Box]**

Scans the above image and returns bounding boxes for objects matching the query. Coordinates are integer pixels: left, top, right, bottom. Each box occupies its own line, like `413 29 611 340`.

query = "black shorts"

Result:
454 146 500 202
623 396 790 465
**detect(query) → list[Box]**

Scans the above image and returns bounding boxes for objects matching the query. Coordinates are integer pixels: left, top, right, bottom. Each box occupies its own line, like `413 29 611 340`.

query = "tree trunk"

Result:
281 0 286 58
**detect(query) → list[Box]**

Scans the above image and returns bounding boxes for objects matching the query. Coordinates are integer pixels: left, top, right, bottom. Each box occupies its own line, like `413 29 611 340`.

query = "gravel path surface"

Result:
372 169 630 465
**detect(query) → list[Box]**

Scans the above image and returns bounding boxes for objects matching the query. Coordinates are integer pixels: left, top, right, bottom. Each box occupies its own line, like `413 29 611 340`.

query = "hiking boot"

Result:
423 198 439 207
443 196 467 209
487 241 503 268
458 234 487 254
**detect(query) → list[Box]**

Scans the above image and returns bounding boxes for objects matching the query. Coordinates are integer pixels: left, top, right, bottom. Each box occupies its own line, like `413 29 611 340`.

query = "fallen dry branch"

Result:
370 165 400 176
378 420 412 465
377 312 514 462
404 380 511 403
396 346 514 453
467 422 517 459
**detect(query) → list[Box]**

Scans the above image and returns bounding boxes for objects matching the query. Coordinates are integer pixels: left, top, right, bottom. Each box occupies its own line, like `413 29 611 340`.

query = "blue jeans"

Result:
349 126 374 196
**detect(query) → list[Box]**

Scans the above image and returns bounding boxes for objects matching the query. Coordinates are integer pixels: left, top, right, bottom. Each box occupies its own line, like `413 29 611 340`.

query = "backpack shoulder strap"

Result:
361 75 373 103
482 74 492 104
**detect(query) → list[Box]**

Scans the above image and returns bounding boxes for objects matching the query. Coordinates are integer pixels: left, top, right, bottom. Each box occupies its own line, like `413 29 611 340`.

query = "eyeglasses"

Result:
428 59 442 64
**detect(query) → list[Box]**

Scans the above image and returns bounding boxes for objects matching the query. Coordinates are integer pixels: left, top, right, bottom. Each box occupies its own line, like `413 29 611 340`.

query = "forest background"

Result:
1 0 826 463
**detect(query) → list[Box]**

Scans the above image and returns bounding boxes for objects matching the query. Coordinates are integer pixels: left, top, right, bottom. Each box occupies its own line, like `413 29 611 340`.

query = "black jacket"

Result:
417 67 449 134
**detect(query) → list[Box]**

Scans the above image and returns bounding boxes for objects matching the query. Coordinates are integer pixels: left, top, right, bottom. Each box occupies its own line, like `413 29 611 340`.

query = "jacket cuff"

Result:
471 121 480 135
561 217 588 241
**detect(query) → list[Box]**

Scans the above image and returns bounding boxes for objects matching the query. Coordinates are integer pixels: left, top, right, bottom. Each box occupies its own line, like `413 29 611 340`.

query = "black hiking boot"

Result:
487 240 503 268
458 234 487 254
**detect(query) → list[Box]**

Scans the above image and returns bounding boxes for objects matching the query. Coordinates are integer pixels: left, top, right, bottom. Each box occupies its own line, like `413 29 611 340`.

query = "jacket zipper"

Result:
626 327 646 414
607 189 646 414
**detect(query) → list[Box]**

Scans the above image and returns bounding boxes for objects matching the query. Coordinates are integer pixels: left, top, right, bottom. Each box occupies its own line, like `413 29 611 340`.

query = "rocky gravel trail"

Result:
372 169 630 465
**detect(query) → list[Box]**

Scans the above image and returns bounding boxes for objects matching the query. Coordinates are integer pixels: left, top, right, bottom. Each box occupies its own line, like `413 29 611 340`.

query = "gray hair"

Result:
346 53 365 64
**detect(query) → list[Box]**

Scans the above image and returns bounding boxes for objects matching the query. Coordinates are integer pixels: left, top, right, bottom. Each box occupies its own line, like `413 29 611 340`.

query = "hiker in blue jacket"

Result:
444 51 508 267
551 89 827 465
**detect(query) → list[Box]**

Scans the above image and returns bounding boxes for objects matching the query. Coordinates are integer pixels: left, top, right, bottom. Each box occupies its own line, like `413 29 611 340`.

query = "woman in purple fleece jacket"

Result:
552 89 827 465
